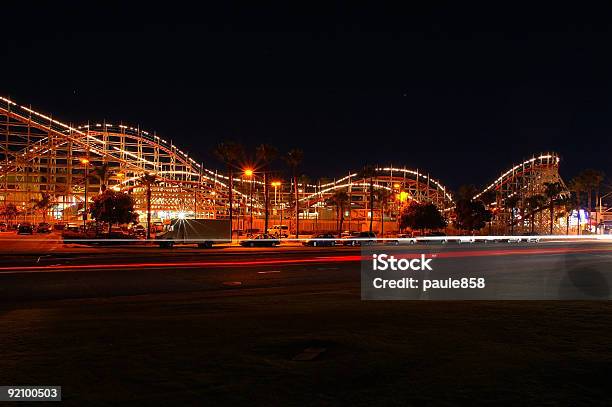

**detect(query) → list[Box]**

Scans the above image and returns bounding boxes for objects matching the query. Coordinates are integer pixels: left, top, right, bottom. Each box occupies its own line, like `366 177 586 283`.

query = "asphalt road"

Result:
1 233 611 405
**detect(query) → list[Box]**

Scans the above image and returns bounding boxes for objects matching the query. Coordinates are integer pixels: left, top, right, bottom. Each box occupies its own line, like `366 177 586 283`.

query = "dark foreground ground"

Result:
1 236 611 406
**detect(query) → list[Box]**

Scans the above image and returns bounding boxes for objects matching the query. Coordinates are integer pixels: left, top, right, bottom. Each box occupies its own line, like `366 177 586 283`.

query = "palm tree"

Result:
577 169 605 212
480 190 498 235
284 149 303 239
255 144 278 234
374 188 392 236
90 163 111 192
568 178 585 234
568 177 584 209
213 141 244 239
543 182 564 235
357 165 377 233
325 190 349 234
0 203 20 226
557 195 577 235
504 195 520 235
138 173 158 240
30 192 54 221
525 194 546 233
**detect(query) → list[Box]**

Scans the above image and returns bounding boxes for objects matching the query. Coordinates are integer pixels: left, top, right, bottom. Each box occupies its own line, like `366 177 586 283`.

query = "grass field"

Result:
1 284 610 406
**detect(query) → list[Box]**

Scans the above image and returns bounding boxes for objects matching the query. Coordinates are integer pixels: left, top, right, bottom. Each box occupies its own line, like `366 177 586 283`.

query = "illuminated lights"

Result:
6 94 560 218
474 153 561 200
398 191 410 202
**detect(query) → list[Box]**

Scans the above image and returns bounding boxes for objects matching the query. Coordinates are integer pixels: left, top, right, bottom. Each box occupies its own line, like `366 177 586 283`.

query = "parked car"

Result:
61 223 83 240
340 230 357 238
523 232 540 243
36 222 53 233
17 222 34 235
239 234 281 247
267 225 289 238
0 222 7 232
131 224 146 238
340 231 377 246
397 233 417 244
105 226 133 240
302 233 337 247
419 231 449 244
457 236 476 244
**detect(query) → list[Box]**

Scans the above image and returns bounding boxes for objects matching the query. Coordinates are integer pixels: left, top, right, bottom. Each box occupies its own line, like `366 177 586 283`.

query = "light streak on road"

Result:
0 246 610 274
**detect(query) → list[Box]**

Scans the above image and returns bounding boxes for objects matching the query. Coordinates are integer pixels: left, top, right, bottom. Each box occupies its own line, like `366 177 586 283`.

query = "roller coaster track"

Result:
473 153 570 233
3 95 564 230
1 96 457 225
300 168 454 215
0 96 245 218
474 153 568 203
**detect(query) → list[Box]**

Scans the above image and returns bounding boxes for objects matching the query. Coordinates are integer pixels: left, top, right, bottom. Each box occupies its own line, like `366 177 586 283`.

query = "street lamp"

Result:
80 158 90 227
271 181 281 204
597 191 612 231
244 168 254 231
271 181 281 228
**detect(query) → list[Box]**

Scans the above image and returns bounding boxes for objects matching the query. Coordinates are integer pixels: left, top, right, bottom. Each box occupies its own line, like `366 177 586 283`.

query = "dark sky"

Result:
2 2 611 190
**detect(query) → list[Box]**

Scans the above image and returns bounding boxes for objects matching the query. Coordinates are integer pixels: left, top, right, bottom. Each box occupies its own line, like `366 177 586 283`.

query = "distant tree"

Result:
576 169 605 211
0 203 20 225
357 165 377 233
325 190 349 234
256 144 278 234
138 173 158 240
90 163 112 192
525 194 546 233
455 200 491 233
557 194 578 235
480 190 498 234
454 185 491 233
374 188 392 236
284 149 303 238
30 192 54 221
89 190 138 234
400 201 447 234
457 185 479 201
504 195 521 235
213 141 245 239
480 189 497 206
568 177 584 208
543 182 565 234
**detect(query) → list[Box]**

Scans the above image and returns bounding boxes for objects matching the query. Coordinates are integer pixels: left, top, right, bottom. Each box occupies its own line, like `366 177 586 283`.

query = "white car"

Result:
267 225 289 238
457 237 475 244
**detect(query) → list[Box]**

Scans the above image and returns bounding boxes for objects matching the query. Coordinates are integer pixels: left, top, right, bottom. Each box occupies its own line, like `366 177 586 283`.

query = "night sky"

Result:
2 2 611 190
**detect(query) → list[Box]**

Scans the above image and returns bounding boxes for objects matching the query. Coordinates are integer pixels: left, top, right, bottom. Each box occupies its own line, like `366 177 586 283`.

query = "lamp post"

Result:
271 181 281 228
244 168 254 232
598 191 612 232
80 158 90 228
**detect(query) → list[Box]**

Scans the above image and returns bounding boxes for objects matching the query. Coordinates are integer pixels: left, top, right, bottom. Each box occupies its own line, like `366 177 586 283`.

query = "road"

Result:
1 233 611 405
